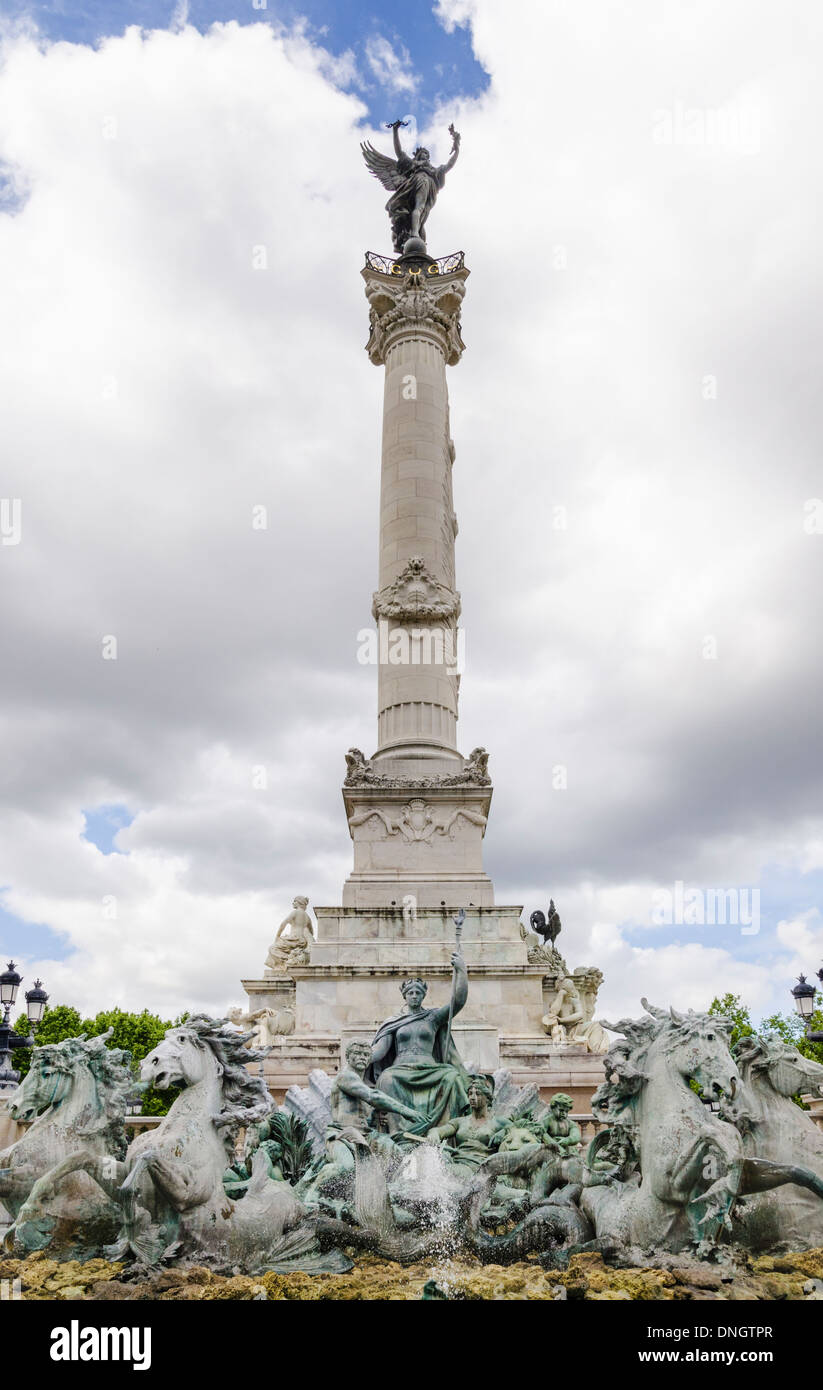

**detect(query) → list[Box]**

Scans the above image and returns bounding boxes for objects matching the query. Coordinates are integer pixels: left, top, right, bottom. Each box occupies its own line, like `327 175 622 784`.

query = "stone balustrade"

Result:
572 1115 603 1144
125 1116 163 1139
1 1112 164 1148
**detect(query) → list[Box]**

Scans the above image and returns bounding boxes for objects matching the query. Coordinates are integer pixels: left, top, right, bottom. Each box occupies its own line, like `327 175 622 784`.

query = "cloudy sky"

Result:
0 0 821 1025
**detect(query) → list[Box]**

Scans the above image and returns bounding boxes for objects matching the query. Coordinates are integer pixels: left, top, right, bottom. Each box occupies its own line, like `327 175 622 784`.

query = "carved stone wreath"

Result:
344 746 491 789
372 555 461 623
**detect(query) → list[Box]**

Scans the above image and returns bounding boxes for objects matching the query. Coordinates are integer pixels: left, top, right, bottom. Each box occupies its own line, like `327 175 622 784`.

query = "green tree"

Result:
11 1003 83 1067
706 990 823 1107
11 1003 189 1115
707 993 755 1048
760 1003 823 1065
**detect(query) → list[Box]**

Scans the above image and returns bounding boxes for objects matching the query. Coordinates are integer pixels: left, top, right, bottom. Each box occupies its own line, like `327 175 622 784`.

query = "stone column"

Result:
363 252 469 766
340 251 494 909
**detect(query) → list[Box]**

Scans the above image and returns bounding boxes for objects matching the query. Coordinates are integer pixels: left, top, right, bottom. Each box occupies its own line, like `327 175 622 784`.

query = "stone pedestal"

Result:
342 783 494 909
499 1040 605 1111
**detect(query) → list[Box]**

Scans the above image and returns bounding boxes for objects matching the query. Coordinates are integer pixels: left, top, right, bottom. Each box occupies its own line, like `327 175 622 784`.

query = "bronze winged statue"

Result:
361 119 461 254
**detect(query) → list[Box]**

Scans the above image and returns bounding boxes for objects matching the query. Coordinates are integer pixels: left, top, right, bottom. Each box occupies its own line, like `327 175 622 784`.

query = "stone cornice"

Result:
248 964 552 980
310 904 524 918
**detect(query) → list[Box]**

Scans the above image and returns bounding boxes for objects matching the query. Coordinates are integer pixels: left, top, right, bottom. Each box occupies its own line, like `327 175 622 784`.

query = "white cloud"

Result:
364 36 419 95
170 0 189 33
434 0 477 36
0 4 821 1025
776 910 823 965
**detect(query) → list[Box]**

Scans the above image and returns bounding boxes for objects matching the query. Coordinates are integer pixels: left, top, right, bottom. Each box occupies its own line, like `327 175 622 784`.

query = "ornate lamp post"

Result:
0 961 49 1092
791 967 823 1043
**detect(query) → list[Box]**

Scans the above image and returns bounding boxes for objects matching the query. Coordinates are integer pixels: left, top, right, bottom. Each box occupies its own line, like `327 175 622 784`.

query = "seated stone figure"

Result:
542 975 585 1045
571 968 609 1054
299 1041 418 1208
425 1074 506 1172
542 971 609 1053
365 955 469 1134
264 896 314 975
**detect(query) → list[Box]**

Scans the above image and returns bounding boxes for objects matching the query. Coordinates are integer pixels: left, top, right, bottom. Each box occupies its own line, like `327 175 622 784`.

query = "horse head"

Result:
9 1030 132 1146
141 1025 217 1091
140 1015 272 1156
661 1008 739 1105
735 1033 823 1101
595 1002 740 1121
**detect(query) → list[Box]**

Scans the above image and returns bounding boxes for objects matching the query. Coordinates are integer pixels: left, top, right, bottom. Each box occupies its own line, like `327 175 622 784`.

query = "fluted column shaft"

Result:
362 257 469 764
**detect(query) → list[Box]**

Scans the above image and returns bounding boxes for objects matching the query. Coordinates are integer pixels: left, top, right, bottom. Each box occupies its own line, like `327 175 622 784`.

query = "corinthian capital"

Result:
361 258 469 366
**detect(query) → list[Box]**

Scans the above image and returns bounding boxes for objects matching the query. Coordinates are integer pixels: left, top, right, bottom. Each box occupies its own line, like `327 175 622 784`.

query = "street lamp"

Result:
0 961 49 1092
0 961 21 1009
25 979 49 1026
791 968 823 1043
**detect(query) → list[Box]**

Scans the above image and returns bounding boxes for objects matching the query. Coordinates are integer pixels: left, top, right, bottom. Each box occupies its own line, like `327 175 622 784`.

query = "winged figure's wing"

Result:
361 142 406 191
283 1068 333 1157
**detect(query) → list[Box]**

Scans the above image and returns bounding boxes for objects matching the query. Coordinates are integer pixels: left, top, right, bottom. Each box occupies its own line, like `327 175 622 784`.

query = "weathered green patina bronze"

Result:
425 1073 505 1172
365 954 470 1134
543 1093 582 1156
9 996 823 1274
297 1040 417 1210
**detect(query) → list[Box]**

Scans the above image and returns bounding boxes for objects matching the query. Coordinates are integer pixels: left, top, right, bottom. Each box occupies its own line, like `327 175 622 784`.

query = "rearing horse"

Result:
722 1034 823 1250
0 1032 131 1248
8 1017 310 1267
581 1001 823 1253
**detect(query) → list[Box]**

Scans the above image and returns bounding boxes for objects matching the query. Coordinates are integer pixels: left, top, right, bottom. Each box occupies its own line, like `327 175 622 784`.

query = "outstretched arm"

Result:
433 951 468 1025
451 951 468 1016
441 124 461 175
427 1118 459 1143
338 1072 418 1123
390 120 406 160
